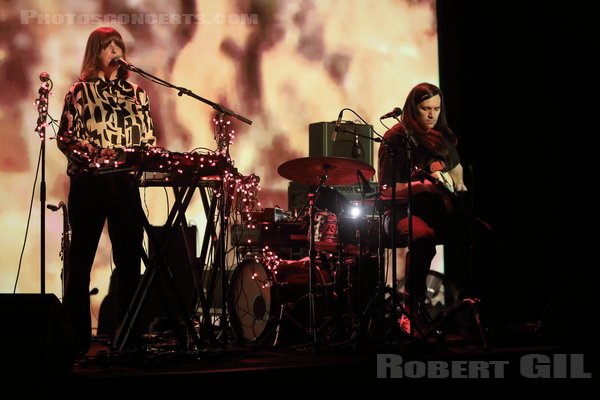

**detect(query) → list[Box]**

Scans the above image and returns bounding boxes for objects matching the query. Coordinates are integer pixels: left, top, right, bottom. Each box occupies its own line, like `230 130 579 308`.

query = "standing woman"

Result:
57 27 156 355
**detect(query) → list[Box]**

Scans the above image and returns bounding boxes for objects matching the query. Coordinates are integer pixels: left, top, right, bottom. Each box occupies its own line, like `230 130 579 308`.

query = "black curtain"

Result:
436 1 578 342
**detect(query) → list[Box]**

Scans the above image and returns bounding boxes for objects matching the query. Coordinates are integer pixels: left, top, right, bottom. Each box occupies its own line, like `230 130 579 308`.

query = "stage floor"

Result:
54 328 593 389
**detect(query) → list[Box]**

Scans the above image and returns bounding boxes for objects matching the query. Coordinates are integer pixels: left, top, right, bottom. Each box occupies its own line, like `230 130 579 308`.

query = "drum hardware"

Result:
316 178 388 349
227 258 333 346
313 210 339 252
227 217 395 350
273 303 303 348
277 156 375 351
251 207 293 223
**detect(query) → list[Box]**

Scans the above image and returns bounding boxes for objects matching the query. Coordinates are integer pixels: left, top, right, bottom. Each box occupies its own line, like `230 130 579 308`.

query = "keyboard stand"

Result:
114 171 211 352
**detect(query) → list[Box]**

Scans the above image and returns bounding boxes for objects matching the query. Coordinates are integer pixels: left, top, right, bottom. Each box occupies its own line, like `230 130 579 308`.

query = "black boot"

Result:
399 292 434 339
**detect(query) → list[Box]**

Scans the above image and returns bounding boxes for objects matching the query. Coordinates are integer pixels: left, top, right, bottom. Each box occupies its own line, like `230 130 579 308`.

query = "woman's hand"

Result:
100 147 117 158
454 183 468 192
454 182 468 192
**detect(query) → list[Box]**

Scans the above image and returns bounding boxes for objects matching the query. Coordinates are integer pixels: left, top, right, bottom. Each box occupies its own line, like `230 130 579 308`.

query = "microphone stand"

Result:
332 108 406 341
377 135 402 337
122 63 252 126
34 75 52 294
399 127 415 338
338 108 426 342
381 117 424 340
116 62 252 350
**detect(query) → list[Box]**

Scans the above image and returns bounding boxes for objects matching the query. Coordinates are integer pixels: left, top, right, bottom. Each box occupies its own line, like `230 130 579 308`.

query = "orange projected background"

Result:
0 0 438 329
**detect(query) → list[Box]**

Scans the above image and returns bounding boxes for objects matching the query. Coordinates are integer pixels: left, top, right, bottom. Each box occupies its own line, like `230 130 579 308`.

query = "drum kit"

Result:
228 156 389 348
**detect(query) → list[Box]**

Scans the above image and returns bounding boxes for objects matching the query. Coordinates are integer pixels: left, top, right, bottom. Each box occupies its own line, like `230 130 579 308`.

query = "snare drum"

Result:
313 210 338 252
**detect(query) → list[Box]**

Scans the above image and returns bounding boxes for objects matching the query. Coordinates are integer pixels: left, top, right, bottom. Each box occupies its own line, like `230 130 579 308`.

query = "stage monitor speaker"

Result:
0 293 73 378
145 225 198 319
308 121 373 168
97 225 198 338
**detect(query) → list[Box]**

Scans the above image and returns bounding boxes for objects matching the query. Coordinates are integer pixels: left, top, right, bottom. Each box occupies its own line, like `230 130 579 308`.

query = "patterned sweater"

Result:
57 76 156 175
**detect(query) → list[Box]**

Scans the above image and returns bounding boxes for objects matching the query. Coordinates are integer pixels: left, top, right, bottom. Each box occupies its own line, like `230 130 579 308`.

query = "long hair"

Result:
80 27 129 82
401 82 456 156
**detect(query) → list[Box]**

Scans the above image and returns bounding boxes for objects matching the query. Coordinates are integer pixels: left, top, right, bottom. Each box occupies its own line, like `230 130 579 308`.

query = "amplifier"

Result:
251 207 292 223
309 121 373 167
231 221 308 247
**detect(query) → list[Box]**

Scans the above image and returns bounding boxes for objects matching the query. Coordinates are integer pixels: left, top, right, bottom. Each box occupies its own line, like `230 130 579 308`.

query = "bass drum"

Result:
228 258 331 345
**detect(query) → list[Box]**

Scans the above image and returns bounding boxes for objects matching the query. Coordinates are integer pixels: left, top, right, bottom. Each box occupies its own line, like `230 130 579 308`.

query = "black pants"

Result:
63 173 143 353
384 192 469 297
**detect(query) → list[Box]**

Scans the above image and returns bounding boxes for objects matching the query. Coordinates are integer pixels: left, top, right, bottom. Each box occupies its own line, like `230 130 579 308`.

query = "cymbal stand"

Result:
343 180 372 347
288 172 329 351
360 194 390 342
381 129 418 340
339 107 420 341
327 108 405 342
308 173 330 349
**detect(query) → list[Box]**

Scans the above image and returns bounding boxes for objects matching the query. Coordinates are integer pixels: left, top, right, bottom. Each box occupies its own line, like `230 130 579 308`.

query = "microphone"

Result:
39 72 51 82
47 201 65 212
112 55 135 71
357 169 373 194
332 109 344 142
380 107 402 119
351 135 362 158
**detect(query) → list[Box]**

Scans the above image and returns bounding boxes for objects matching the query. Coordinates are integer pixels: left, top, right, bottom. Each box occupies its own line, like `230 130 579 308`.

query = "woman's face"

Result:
416 94 441 131
99 40 123 70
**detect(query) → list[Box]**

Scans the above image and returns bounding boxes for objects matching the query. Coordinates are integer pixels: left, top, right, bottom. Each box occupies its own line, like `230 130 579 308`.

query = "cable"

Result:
14 144 43 293
143 187 150 217
163 187 169 222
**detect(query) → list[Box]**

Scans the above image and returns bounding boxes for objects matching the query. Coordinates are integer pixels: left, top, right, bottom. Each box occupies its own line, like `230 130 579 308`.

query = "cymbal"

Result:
278 156 375 186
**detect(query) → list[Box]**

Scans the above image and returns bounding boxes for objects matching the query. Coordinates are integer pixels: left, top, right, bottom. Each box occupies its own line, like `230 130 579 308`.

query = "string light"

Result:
249 247 282 288
34 82 52 138
65 108 262 261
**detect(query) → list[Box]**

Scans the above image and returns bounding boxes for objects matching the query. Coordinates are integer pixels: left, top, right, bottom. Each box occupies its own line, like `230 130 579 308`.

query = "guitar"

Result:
411 167 456 194
48 202 70 299
410 167 492 231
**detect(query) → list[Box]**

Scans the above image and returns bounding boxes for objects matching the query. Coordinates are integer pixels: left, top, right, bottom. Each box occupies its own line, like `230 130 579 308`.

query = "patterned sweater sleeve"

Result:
56 83 99 161
137 87 156 148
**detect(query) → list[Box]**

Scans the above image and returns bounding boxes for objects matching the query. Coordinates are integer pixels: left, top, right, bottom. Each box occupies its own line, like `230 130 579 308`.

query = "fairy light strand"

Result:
34 80 52 138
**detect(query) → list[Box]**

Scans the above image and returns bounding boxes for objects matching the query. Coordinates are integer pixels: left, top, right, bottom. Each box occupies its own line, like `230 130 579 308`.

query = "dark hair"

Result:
80 27 129 81
401 82 456 154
